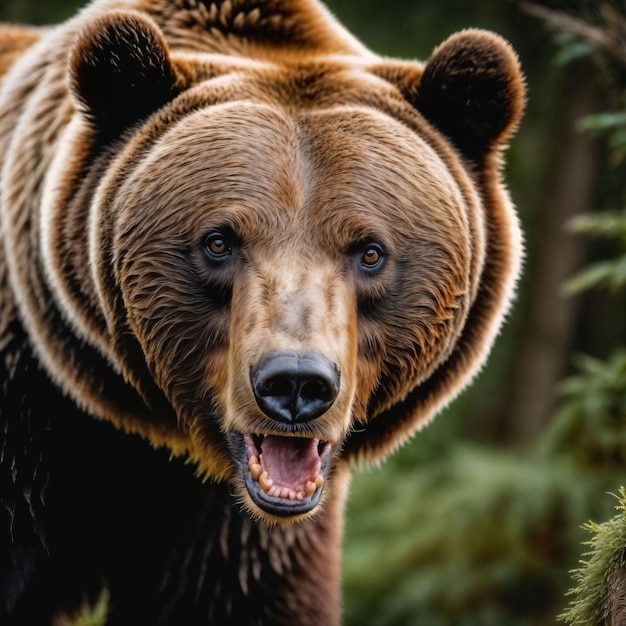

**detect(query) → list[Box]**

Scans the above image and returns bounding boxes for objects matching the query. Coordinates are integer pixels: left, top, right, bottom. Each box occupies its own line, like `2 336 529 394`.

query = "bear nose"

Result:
251 352 340 423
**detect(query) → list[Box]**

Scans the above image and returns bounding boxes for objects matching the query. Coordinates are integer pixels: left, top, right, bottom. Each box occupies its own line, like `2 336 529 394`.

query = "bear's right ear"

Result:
69 11 183 137
412 29 525 164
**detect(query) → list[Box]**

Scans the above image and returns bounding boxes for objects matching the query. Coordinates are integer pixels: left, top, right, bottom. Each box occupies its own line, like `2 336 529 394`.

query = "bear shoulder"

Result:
0 24 42 84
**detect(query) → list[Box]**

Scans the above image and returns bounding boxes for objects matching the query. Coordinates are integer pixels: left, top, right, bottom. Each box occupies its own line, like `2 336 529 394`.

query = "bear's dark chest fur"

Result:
0 323 285 625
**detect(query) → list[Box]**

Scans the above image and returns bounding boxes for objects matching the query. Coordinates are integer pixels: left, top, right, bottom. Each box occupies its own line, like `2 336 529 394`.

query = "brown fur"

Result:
608 566 626 626
0 1 524 623
0 24 42 82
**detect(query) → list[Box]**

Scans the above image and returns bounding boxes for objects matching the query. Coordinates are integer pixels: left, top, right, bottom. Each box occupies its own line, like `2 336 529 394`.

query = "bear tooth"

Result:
253 466 324 499
249 461 262 481
268 485 280 498
259 471 273 492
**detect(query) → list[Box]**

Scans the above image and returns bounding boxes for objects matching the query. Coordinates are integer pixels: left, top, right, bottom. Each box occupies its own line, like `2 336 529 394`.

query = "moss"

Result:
560 488 626 626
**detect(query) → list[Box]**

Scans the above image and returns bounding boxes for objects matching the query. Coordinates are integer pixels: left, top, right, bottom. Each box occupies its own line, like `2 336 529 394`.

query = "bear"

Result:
0 0 525 624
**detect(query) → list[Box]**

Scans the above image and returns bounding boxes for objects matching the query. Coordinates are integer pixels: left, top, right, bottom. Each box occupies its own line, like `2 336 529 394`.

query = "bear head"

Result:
38 7 524 522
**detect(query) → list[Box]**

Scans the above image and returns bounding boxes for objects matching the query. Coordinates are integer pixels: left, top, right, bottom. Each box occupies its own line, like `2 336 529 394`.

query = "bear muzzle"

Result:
231 351 341 517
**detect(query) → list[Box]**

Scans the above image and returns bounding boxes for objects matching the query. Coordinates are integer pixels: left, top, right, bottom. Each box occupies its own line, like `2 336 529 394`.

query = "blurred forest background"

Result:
1 0 624 624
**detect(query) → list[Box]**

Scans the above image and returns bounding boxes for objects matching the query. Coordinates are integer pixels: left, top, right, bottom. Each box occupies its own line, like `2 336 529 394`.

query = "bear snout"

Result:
251 351 340 423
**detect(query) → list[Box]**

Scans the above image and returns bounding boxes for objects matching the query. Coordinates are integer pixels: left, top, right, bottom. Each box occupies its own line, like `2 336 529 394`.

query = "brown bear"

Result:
0 0 525 624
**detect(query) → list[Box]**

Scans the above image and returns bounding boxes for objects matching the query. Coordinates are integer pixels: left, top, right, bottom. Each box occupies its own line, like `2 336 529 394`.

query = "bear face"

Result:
1 5 524 525
104 99 476 517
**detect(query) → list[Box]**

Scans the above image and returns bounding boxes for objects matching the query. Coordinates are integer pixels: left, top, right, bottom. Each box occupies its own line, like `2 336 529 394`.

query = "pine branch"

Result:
560 488 626 626
521 2 626 67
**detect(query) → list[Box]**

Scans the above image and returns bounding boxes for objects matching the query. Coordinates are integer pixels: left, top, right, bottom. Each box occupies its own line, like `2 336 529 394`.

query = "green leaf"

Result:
577 111 626 133
568 211 626 241
565 260 624 294
554 39 596 67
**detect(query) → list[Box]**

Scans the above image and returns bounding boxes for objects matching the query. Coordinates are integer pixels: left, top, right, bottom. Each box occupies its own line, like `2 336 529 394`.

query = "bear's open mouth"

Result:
240 433 331 517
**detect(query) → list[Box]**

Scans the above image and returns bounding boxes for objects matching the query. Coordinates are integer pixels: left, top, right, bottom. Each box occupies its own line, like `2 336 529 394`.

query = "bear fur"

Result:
0 1 525 624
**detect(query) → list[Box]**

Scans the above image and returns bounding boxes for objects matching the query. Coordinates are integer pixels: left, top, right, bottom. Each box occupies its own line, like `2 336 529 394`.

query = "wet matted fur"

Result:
0 1 525 624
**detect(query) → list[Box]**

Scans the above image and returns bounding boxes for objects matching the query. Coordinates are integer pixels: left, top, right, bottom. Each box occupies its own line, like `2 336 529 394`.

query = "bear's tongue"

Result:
246 435 324 501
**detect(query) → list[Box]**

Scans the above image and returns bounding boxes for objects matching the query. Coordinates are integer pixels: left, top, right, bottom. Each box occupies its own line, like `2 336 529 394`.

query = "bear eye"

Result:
362 246 381 267
202 230 235 263
359 243 385 272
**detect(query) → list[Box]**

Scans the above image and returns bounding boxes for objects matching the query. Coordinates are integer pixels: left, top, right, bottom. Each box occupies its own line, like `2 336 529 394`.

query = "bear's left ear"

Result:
69 11 185 137
411 29 525 163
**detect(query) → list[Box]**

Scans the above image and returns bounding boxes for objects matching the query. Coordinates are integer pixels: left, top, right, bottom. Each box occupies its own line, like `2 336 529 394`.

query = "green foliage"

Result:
565 101 626 295
540 351 626 470
0 1 82 24
577 112 626 164
344 343 626 624
565 210 626 295
344 442 620 626
560 489 626 626
553 32 596 67
555 106 626 622
552 10 626 616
